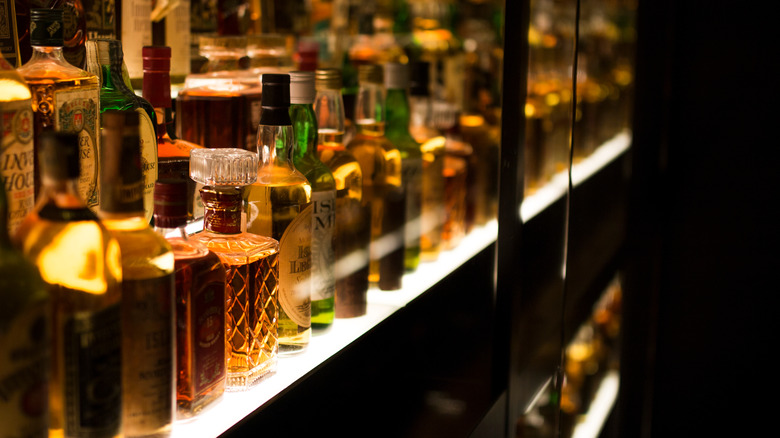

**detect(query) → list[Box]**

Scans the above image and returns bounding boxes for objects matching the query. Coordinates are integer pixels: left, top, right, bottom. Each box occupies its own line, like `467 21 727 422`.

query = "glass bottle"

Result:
290 71 337 329
0 53 35 236
460 113 500 226
346 64 405 291
143 45 205 220
314 68 369 318
244 73 312 354
95 39 158 223
189 148 280 389
17 8 101 211
384 62 422 271
442 119 473 249
0 186 49 438
408 61 446 262
153 180 227 418
98 111 175 437
15 131 122 438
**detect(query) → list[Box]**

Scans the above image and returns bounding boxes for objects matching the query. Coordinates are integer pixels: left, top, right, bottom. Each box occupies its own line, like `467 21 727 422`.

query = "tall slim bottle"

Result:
0 53 35 236
245 73 312 354
153 180 227 418
95 39 159 223
346 64 405 291
0 186 48 438
314 68 370 318
15 131 122 438
17 9 101 210
384 62 422 271
99 111 175 437
189 148 280 389
289 71 337 329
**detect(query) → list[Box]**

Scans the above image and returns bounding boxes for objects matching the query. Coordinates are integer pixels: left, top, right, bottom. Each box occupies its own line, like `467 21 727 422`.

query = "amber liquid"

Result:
410 129 446 262
156 109 205 219
442 155 468 249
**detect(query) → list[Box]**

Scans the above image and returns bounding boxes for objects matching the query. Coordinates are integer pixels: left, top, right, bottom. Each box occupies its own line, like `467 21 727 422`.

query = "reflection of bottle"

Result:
442 121 472 249
314 68 369 318
16 132 122 438
244 73 312 354
290 71 337 329
153 180 227 418
99 111 175 437
189 148 280 390
347 64 405 291
17 9 101 210
0 184 49 438
0 54 35 235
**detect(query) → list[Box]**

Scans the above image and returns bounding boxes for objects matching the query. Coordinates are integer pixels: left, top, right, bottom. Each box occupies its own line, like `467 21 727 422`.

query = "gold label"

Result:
136 108 158 222
1 99 35 235
311 190 336 301
278 204 312 328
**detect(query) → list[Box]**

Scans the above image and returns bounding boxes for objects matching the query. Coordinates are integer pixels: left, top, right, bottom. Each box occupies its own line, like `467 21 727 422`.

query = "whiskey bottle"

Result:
290 71 337 329
244 73 312 354
15 131 122 438
0 53 35 236
442 120 473 249
408 61 446 262
142 46 205 220
384 62 422 271
0 186 48 438
346 64 405 291
95 39 159 223
189 148 280 389
314 68 369 318
99 111 175 437
17 8 101 210
153 180 226 418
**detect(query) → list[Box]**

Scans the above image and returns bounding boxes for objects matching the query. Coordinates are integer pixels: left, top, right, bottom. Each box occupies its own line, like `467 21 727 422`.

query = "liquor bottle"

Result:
460 113 500 225
244 73 312 353
0 54 35 236
289 71 336 329
408 61 446 261
189 148 280 389
314 68 369 318
98 111 175 437
384 62 422 271
346 64 405 291
15 131 122 438
17 8 101 210
442 120 472 249
95 39 158 223
143 46 205 220
0 186 48 438
153 180 226 418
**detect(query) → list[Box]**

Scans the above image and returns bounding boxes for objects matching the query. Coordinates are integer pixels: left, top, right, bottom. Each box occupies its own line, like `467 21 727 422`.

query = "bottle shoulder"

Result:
19 56 98 84
102 218 174 277
192 231 279 264
293 155 337 190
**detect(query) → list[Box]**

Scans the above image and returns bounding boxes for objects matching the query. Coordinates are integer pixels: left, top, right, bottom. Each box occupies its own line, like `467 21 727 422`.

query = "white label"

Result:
310 190 336 301
278 204 312 328
122 0 152 80
166 0 191 79
137 108 158 223
1 99 35 235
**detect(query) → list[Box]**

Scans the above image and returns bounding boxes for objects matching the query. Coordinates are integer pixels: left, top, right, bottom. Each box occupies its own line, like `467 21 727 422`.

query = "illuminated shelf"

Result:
171 220 498 437
571 370 620 438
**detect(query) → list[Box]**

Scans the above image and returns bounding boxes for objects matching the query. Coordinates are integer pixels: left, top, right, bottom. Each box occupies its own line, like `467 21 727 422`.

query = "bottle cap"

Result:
153 179 188 228
39 131 79 181
315 68 342 91
358 64 383 85
30 9 64 47
142 46 172 108
384 62 409 90
410 61 431 97
190 148 257 187
290 71 316 104
100 111 144 213
260 73 292 125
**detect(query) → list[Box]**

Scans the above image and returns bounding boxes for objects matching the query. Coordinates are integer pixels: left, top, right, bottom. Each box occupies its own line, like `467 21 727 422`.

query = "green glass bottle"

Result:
290 71 337 329
384 62 422 271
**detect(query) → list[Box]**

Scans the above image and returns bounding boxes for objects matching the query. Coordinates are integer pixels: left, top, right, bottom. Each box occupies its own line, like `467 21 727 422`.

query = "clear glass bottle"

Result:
153 179 226 418
143 46 205 220
0 186 49 438
290 71 337 329
95 39 158 224
189 148 280 389
17 8 101 210
0 53 35 236
384 62 422 271
15 131 122 438
244 73 312 354
314 68 369 318
346 64 405 291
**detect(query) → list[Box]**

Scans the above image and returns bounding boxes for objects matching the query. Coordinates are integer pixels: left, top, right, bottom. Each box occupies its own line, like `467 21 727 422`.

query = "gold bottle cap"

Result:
358 64 383 85
315 68 342 90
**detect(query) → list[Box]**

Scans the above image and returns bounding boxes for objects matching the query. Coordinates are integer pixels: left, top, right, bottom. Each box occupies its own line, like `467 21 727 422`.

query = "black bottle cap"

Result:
100 111 144 213
30 9 64 47
153 179 188 228
410 61 430 97
39 131 80 180
260 73 292 125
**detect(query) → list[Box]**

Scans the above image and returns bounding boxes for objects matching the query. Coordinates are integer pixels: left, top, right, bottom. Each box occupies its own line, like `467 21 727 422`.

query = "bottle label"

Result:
0 0 21 67
121 274 174 435
0 299 49 437
311 190 336 302
192 281 225 395
402 157 423 248
63 304 121 436
279 204 313 328
1 98 35 235
137 108 158 223
122 0 152 79
55 86 100 209
166 0 191 78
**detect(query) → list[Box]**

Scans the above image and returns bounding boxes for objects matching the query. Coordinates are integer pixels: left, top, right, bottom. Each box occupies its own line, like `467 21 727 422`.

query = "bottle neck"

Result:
314 89 346 133
355 82 385 134
258 124 296 169
385 88 411 133
201 187 242 235
290 103 318 160
29 45 68 64
409 95 432 128
38 177 85 209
